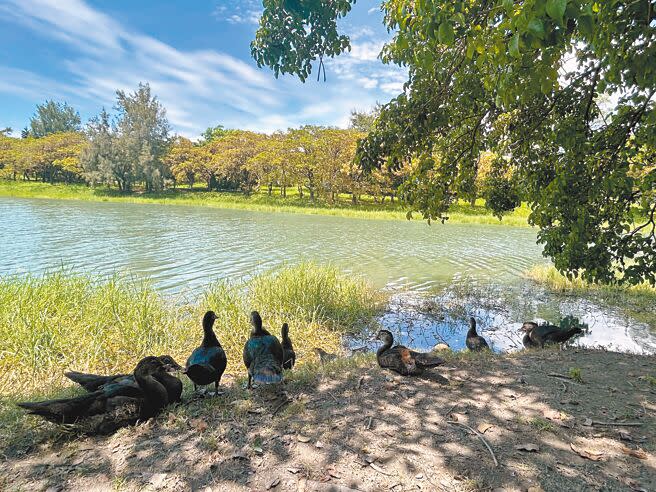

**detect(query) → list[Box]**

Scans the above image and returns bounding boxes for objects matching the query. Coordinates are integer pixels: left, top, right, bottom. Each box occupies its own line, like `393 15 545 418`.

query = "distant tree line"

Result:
0 84 499 204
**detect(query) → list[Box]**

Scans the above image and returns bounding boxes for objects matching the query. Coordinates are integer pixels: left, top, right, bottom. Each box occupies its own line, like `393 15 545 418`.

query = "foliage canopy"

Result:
253 0 656 285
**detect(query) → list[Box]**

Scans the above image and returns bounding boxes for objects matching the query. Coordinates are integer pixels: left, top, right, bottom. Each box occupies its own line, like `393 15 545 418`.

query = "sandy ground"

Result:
1 349 655 492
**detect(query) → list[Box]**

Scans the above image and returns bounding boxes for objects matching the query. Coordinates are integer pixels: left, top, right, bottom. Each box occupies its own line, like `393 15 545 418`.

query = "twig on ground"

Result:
365 416 373 430
369 462 392 476
547 373 581 384
443 402 460 416
447 421 499 467
272 399 291 417
592 421 643 427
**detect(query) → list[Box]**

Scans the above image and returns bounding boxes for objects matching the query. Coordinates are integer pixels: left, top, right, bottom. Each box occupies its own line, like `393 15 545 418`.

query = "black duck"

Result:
65 355 183 403
375 330 445 376
281 322 296 370
185 310 228 394
243 311 284 388
521 321 583 348
465 317 490 351
18 356 171 434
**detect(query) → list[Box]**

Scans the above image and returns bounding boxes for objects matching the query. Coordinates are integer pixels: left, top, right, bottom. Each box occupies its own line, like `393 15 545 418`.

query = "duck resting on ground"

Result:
521 321 583 349
65 355 183 403
465 317 490 352
18 356 172 434
243 311 284 388
375 330 445 376
185 310 228 395
281 322 296 370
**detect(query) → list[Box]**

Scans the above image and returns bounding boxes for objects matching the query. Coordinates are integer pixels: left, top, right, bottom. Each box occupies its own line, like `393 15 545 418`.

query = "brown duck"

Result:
375 330 445 376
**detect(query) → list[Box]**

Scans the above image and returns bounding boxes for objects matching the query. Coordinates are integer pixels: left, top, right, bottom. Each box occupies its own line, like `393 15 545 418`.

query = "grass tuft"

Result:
0 263 383 398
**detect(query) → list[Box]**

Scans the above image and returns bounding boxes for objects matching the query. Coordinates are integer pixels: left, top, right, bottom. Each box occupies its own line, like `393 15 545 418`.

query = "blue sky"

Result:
0 0 405 138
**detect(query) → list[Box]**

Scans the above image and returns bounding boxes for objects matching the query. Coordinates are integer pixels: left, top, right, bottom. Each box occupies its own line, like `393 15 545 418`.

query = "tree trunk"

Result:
268 183 273 195
352 193 357 204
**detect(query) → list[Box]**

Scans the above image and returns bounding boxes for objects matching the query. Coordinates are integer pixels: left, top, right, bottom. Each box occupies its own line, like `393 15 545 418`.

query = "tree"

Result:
81 84 170 192
165 137 199 189
349 104 381 133
28 101 81 138
253 1 656 285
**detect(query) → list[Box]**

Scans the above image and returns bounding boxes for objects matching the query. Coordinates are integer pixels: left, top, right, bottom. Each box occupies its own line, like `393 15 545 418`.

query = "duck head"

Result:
281 322 289 338
134 356 167 378
157 355 183 373
375 329 394 346
203 310 218 328
468 317 477 334
250 310 263 333
520 321 539 333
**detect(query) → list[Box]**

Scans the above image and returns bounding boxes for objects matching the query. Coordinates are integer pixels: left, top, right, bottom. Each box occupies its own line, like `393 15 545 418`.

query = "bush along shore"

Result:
0 180 533 226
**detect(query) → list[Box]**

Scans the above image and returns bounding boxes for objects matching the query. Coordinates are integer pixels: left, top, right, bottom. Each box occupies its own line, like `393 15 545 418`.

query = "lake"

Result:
1 197 654 354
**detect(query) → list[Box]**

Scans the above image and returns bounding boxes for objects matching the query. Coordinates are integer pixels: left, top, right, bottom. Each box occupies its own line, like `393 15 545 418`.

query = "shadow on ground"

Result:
2 349 655 491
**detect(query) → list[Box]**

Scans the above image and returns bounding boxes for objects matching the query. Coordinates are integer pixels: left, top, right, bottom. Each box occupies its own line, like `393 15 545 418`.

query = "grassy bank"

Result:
0 263 383 398
526 264 656 327
0 180 532 226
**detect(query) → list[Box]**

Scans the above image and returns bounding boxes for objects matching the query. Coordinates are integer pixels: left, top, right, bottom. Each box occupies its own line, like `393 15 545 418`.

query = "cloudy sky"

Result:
0 0 405 137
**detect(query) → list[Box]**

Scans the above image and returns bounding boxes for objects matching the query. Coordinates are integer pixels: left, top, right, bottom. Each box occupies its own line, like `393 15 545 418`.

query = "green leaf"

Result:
527 18 544 38
509 33 520 58
438 21 455 45
502 0 514 13
546 0 567 22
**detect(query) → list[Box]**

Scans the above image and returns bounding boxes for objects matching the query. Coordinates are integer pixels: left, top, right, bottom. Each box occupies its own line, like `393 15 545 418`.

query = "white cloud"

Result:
213 1 261 25
0 0 407 134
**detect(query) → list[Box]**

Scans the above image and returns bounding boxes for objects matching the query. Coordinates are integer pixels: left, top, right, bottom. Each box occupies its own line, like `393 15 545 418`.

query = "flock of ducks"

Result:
18 311 583 434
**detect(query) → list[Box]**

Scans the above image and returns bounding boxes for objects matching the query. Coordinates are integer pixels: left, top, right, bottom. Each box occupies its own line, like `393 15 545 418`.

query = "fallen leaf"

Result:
620 445 648 460
315 441 324 449
543 409 561 421
252 446 263 455
327 468 341 479
190 418 208 432
570 443 604 461
266 478 280 489
287 467 300 474
619 431 633 441
477 423 493 434
515 443 540 452
297 435 311 443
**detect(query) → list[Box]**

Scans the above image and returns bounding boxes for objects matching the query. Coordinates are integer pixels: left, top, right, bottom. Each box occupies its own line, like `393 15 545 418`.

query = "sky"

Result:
0 0 406 138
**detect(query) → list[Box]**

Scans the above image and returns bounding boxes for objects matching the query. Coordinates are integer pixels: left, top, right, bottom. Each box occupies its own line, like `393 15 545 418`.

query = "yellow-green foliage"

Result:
0 263 383 397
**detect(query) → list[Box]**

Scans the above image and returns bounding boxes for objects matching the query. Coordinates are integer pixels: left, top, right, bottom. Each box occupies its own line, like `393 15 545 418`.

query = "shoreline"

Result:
0 181 532 227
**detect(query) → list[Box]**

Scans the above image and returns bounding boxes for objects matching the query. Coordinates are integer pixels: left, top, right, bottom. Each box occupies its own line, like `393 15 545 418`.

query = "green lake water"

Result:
1 197 653 354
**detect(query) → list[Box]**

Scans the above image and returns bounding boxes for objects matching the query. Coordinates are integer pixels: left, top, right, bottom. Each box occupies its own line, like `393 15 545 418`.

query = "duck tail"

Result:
17 392 102 424
252 359 283 384
184 364 219 385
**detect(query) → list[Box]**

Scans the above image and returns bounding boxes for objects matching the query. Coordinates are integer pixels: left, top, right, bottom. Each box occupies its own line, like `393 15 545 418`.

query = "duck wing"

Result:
64 371 132 392
411 350 445 368
545 327 583 343
377 346 419 376
18 391 108 424
466 336 490 351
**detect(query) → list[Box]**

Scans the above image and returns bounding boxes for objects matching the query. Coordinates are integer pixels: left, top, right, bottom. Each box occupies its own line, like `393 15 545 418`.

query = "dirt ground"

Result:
2 349 655 492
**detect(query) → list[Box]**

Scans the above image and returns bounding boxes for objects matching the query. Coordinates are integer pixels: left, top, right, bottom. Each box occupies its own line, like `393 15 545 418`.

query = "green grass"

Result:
526 264 656 328
0 180 532 226
0 263 383 398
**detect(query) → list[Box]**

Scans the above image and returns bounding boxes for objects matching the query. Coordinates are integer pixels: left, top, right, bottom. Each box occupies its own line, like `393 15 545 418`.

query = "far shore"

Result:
0 180 532 226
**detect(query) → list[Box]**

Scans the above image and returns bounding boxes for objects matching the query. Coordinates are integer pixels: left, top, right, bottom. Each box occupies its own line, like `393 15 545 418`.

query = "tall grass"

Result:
0 263 383 398
526 264 656 327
